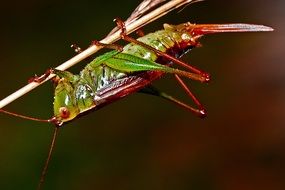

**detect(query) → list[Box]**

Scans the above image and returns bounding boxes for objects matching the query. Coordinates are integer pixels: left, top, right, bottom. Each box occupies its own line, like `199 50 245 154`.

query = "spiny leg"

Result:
91 40 124 52
30 41 96 83
174 74 206 116
29 42 85 84
28 68 54 83
114 18 207 110
30 39 123 84
28 69 77 84
114 19 206 117
114 18 210 82
139 86 206 118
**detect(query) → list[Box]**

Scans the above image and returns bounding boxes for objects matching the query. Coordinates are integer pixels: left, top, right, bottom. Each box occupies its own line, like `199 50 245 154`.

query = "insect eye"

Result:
59 107 70 119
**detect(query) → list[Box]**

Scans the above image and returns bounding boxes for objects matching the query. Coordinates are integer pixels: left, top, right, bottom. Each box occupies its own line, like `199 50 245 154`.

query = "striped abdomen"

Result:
78 28 195 108
83 29 194 91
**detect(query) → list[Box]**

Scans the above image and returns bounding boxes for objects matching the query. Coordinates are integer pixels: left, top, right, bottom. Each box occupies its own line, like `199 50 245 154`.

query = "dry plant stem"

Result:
0 0 193 109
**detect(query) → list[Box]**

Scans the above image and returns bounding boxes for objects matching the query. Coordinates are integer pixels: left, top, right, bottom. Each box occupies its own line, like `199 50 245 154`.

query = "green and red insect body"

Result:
0 20 273 190
1 21 273 126
49 21 273 126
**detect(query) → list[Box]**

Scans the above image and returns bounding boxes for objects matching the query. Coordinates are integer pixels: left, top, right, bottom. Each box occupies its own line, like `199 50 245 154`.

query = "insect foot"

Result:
202 72 211 83
198 109 207 118
91 40 124 52
28 68 54 83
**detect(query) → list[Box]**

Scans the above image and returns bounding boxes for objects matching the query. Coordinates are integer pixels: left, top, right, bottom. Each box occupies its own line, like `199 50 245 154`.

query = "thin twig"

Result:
0 0 194 109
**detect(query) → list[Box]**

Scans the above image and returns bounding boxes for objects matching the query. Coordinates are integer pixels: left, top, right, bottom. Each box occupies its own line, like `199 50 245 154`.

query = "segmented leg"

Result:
114 18 207 117
30 42 86 84
174 74 206 117
139 86 206 118
114 18 210 82
91 40 124 52
31 38 123 84
28 68 54 83
28 69 74 85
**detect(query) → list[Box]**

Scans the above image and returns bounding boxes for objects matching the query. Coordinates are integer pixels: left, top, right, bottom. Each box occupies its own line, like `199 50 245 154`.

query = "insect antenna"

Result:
0 109 51 123
1 108 61 189
37 126 60 190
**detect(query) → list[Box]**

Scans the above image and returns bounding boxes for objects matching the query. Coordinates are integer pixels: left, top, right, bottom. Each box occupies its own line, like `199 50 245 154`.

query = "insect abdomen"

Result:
78 29 193 105
122 29 186 62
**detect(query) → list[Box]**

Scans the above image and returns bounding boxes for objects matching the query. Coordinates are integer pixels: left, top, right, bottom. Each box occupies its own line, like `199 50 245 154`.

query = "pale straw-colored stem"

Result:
0 0 194 109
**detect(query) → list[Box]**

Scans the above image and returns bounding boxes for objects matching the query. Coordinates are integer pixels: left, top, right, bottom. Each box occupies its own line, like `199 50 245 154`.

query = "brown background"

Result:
0 0 284 189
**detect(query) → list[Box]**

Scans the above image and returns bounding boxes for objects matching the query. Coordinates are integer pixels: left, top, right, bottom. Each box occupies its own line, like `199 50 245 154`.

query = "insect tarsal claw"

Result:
202 72 211 83
28 68 54 84
28 74 39 83
198 109 207 118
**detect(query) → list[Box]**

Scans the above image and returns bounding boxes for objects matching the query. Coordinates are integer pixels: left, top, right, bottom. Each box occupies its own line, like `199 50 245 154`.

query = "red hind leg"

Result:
174 74 206 117
114 18 208 117
114 18 210 82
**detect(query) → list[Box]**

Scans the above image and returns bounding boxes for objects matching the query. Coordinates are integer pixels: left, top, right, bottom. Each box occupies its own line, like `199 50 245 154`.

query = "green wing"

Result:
89 51 204 82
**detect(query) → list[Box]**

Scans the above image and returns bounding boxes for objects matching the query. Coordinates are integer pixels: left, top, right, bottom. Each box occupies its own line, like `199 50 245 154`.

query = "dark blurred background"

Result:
0 0 284 189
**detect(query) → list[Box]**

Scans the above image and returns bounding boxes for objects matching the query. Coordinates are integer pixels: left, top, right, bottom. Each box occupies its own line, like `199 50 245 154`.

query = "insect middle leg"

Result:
140 85 205 117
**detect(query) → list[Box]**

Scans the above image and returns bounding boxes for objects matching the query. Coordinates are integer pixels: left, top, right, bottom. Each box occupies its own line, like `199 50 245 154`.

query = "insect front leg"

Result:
28 68 54 83
28 69 75 84
91 40 124 52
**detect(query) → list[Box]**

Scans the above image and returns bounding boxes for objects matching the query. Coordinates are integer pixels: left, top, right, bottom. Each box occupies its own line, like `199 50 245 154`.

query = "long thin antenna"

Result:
0 109 50 123
37 127 60 190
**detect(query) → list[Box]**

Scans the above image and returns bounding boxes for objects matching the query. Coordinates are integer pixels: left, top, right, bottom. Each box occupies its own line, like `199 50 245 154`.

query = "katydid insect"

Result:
0 0 273 189
3 20 273 125
20 20 273 126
